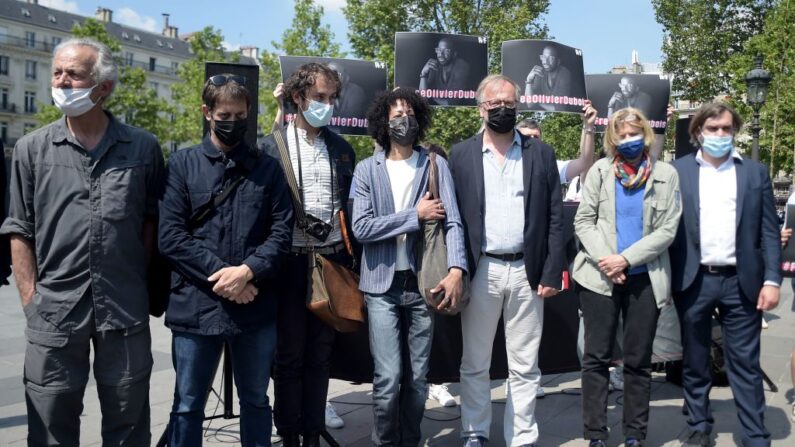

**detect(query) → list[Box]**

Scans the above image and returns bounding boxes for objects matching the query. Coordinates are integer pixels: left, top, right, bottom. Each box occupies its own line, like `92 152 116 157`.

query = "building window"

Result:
0 56 8 75
51 36 62 48
0 122 7 144
124 51 134 66
48 14 57 23
0 87 8 109
122 32 129 39
149 82 159 97
24 91 36 113
149 57 156 71
171 61 179 74
25 60 36 80
134 34 141 43
25 31 35 48
24 123 36 134
156 39 163 47
21 8 31 18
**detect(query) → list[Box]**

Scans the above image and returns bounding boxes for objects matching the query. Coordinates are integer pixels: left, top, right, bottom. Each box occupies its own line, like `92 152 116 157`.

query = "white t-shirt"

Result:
557 159 570 184
386 151 420 270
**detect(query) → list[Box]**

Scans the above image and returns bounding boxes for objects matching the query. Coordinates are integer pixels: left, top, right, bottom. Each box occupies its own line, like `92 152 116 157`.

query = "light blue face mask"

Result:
701 134 734 158
301 98 334 128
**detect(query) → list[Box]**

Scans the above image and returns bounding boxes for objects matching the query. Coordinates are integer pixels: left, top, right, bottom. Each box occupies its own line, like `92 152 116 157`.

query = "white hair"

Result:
53 38 118 95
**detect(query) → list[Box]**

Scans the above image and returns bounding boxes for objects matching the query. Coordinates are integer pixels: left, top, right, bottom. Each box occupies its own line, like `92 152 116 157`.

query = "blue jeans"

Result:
168 325 277 447
366 271 434 447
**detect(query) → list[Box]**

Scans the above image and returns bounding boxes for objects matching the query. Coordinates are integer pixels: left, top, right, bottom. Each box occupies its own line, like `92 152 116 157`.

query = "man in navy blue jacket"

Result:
669 102 780 447
159 74 293 447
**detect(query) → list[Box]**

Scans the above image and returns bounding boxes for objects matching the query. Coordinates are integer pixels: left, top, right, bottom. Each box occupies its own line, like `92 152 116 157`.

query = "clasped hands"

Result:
208 264 257 304
598 254 629 285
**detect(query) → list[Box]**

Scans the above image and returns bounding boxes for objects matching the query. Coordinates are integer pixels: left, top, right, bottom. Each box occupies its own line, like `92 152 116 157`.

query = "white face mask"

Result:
51 85 98 117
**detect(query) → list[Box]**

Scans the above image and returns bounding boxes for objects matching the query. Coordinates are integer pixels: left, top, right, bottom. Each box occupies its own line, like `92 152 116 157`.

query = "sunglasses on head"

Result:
208 74 247 86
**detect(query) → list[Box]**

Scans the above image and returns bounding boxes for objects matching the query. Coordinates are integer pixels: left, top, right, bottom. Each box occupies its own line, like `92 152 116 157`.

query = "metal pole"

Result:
751 106 761 161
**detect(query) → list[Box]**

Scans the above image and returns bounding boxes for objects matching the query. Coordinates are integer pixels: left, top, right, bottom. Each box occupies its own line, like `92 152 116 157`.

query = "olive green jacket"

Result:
572 157 682 308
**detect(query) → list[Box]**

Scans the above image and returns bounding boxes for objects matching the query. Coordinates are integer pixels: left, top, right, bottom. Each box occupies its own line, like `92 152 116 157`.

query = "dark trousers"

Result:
273 252 335 435
23 292 152 447
578 274 660 441
674 271 770 447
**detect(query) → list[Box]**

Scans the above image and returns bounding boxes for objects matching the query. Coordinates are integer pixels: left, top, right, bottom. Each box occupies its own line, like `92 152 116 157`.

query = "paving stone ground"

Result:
1 278 793 446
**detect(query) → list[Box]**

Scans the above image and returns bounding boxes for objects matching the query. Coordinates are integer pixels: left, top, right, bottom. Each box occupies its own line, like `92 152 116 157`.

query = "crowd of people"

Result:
1 37 788 447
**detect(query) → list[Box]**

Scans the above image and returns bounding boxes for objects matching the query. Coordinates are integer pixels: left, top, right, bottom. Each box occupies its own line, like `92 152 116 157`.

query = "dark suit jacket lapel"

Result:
735 158 747 228
683 156 701 240
471 133 485 211
521 135 533 211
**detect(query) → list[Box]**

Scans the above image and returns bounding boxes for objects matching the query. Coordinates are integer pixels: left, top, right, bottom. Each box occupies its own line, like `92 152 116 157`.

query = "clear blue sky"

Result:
43 0 664 74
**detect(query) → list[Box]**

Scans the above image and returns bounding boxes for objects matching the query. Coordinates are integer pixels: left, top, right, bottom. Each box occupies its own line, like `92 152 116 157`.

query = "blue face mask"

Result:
701 134 733 158
616 135 645 160
301 98 334 128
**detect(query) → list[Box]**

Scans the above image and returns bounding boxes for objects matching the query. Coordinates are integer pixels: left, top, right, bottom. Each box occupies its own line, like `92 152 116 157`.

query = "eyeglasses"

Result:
480 99 517 110
434 48 452 54
208 74 247 86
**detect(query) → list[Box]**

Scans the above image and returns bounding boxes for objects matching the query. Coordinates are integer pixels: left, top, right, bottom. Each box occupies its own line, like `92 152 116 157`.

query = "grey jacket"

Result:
572 156 681 307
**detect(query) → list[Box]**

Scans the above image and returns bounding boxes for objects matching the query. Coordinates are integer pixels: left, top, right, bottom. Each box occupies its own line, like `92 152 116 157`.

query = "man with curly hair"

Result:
259 62 357 447
353 87 467 446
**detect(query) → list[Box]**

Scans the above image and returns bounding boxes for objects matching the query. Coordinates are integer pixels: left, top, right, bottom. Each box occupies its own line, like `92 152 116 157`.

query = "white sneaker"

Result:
609 367 624 391
428 384 456 407
536 386 546 398
325 402 344 429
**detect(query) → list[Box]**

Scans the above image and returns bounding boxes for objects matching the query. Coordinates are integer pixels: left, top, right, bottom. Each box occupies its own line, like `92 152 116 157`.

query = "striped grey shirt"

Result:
286 122 342 247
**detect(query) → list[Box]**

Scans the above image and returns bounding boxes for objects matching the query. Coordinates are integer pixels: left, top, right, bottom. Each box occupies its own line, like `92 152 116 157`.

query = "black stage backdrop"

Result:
586 74 671 134
394 32 488 107
203 63 260 148
502 40 586 114
330 202 582 382
278 56 388 136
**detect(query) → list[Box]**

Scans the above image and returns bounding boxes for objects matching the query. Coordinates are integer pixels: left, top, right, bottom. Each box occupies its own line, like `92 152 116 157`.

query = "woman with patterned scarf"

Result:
571 108 682 447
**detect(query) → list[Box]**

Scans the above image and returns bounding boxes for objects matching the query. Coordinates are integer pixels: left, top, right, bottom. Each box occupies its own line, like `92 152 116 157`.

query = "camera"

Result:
302 214 333 242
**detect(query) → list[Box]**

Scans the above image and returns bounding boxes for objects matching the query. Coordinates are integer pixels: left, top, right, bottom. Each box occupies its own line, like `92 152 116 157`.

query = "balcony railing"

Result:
0 103 17 113
0 33 55 53
127 60 178 76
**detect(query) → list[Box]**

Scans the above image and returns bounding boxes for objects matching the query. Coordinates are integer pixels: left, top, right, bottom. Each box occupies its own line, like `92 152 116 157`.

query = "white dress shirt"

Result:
697 149 741 265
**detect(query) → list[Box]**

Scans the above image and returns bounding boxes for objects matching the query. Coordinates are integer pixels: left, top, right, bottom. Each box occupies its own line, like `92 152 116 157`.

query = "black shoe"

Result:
302 431 320 447
281 432 301 447
682 430 711 446
589 440 607 447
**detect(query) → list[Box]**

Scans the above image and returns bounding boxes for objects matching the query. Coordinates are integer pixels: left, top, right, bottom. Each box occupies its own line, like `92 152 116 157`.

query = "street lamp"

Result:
745 54 772 161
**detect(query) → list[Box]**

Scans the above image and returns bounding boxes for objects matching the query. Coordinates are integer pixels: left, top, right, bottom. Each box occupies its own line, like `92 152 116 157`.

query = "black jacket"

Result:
449 132 564 288
159 137 294 334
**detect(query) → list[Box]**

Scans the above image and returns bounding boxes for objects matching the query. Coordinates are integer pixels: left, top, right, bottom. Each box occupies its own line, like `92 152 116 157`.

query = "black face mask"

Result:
213 119 248 147
486 106 517 134
388 115 419 146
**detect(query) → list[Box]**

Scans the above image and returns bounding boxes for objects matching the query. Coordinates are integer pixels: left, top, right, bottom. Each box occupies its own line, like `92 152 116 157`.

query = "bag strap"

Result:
273 129 308 223
189 150 259 228
427 152 440 200
338 207 354 258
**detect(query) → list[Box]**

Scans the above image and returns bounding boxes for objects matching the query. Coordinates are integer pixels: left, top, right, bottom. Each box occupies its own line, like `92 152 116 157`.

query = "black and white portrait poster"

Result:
586 74 671 134
278 56 388 136
394 32 488 107
501 40 587 113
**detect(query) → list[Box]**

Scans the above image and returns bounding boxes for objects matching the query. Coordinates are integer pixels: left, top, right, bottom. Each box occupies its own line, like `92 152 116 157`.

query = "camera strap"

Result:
189 148 259 229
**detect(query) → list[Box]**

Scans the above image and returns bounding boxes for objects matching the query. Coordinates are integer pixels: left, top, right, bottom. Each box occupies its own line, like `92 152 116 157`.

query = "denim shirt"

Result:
159 136 294 335
0 113 164 329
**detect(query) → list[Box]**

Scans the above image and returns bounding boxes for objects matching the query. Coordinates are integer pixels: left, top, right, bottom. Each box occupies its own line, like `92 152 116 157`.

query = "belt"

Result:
484 252 524 262
291 243 345 255
699 264 737 275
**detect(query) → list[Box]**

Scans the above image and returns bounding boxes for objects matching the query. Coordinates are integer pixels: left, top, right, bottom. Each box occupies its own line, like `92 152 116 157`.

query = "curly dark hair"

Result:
366 87 432 151
282 62 342 107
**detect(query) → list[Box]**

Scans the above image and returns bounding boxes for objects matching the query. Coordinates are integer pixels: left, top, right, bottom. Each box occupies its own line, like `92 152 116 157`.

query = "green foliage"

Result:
652 0 773 102
725 0 795 174
35 18 174 145
259 0 344 132
533 112 585 160
344 0 550 153
171 27 239 146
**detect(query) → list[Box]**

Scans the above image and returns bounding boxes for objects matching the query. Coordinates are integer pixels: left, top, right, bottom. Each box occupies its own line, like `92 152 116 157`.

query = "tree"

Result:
725 0 795 174
259 0 344 133
171 27 238 146
344 0 551 154
652 0 773 102
35 18 173 144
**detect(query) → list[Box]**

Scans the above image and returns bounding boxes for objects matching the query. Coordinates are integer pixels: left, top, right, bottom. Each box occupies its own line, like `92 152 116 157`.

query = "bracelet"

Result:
583 126 595 134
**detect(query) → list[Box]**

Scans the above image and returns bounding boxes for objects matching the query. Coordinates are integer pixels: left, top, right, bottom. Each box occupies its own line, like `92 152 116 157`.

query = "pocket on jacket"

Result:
101 163 146 221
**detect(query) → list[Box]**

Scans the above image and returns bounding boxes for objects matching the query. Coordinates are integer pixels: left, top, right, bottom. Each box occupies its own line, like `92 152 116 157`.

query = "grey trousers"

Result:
23 293 153 447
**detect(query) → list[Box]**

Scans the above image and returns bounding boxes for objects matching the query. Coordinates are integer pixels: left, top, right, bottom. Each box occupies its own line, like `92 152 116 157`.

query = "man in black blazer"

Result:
449 74 563 447
669 103 780 447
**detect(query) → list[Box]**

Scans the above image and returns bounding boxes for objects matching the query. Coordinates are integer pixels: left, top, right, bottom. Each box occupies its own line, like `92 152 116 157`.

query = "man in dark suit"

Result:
669 102 780 447
449 74 563 447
